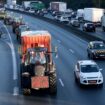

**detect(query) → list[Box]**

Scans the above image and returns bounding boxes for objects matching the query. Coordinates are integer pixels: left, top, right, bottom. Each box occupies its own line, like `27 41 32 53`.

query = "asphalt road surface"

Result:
45 13 105 41
0 12 105 105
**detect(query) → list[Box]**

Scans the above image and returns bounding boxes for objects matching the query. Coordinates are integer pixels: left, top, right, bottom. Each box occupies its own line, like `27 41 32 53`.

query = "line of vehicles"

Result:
1 1 105 95
5 1 105 33
3 11 105 90
3 13 58 95
51 8 105 32
74 41 105 87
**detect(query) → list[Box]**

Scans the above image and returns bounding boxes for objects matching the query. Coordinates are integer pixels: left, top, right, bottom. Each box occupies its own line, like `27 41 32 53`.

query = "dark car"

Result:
36 10 44 16
87 41 105 59
54 15 62 21
12 17 25 33
83 23 96 32
52 11 62 17
4 14 11 25
4 13 14 25
15 25 30 43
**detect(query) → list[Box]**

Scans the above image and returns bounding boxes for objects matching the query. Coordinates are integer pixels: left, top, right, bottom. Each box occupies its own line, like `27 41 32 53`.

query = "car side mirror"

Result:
75 65 79 72
54 46 58 58
76 69 79 72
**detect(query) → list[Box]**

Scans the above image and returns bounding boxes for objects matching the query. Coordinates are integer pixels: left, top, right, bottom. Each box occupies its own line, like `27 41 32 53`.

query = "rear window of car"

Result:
87 23 94 26
75 20 78 22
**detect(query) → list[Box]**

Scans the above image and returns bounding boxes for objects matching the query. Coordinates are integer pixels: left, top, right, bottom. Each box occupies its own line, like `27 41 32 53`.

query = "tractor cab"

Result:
24 45 50 76
28 47 47 65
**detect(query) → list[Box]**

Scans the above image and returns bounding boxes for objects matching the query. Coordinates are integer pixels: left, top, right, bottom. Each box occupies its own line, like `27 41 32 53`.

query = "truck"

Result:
22 1 31 11
20 30 57 95
84 8 104 26
50 2 67 12
30 1 45 11
76 9 84 22
101 14 105 31
22 1 45 11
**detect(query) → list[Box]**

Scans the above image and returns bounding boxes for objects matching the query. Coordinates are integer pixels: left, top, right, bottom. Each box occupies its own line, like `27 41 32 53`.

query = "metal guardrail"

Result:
7 9 105 43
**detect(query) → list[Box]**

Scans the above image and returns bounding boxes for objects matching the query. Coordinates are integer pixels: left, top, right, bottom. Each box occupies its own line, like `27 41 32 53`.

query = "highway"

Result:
44 13 105 41
0 12 105 105
0 22 19 105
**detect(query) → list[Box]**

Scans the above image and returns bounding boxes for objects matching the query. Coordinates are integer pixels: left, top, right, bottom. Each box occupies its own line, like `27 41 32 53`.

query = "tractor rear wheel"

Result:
13 28 15 33
49 74 57 95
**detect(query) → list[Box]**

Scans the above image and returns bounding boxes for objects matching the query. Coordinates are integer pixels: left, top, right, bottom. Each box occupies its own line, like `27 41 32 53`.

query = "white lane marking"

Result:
69 49 74 53
59 78 64 87
13 87 19 96
1 23 19 95
3 25 18 80
57 40 61 43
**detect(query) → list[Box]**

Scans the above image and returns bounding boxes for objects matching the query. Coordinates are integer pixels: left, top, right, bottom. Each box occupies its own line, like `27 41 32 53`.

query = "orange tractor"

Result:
20 30 57 95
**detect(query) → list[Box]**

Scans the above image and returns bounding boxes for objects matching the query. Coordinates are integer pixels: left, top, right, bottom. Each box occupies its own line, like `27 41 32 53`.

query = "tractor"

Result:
20 30 57 95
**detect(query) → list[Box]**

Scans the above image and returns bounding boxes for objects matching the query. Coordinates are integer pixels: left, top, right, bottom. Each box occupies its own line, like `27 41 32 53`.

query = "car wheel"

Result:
78 79 83 87
74 72 78 82
90 54 94 59
99 83 103 88
102 27 105 32
93 29 96 32
84 28 86 32
78 24 80 27
88 53 90 58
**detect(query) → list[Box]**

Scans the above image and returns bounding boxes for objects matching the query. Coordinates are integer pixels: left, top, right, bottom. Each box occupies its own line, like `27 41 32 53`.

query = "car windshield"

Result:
63 17 67 19
74 20 78 23
93 43 105 49
81 65 99 73
88 23 94 26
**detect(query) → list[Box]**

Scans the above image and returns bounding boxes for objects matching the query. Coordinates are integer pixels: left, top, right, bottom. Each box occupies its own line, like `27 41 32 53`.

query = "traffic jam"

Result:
0 1 105 105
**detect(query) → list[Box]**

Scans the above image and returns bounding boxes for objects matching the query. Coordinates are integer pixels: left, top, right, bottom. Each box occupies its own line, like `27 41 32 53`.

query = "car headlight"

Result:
91 50 94 52
92 51 96 55
81 76 86 79
99 75 103 79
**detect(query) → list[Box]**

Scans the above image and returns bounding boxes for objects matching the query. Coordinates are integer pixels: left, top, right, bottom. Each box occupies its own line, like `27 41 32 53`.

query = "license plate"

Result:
100 55 105 57
89 80 97 84
31 76 49 89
